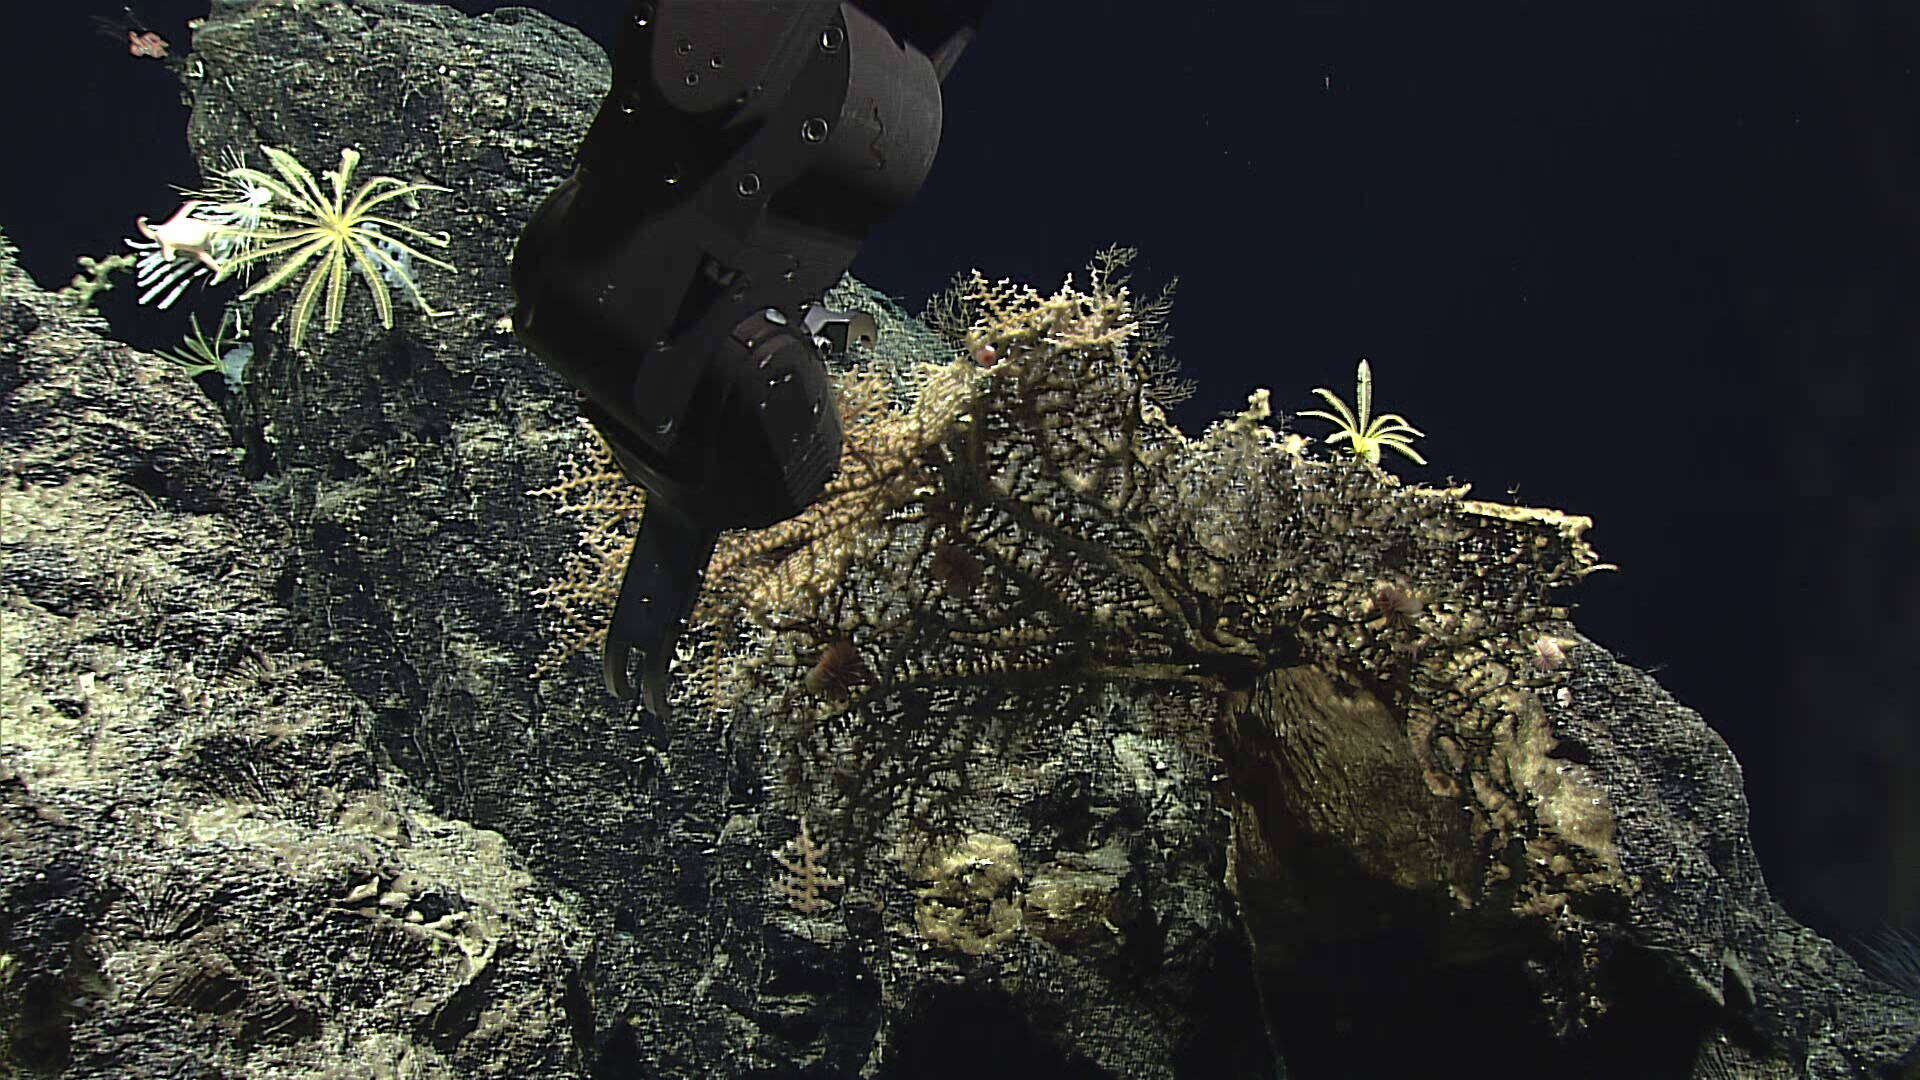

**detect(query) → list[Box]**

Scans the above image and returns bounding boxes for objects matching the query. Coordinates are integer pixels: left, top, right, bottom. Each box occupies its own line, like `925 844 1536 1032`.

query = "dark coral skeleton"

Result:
538 248 1616 945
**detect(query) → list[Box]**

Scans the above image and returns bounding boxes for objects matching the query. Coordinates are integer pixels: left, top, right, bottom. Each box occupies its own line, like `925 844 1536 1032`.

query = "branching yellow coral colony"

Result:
535 248 1613 879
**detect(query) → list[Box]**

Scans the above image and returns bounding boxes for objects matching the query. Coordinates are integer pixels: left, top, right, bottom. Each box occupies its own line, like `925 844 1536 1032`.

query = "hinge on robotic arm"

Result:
800 303 879 355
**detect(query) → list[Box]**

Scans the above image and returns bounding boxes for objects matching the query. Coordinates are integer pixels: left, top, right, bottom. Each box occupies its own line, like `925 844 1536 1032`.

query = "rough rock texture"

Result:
0 220 590 1077
0 1 1914 1078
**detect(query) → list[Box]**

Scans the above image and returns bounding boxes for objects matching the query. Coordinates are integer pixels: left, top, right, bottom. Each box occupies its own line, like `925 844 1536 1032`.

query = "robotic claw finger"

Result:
510 0 989 718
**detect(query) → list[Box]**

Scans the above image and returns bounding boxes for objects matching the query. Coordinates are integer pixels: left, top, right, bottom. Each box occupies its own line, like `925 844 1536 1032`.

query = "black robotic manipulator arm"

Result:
510 1 989 718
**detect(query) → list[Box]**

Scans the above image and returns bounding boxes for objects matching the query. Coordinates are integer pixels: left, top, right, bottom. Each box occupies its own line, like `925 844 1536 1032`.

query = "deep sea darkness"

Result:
6 0 1915 956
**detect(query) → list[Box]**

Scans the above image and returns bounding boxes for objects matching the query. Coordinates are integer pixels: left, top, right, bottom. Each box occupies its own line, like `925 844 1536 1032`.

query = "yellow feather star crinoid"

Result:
1298 357 1427 466
209 145 454 350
